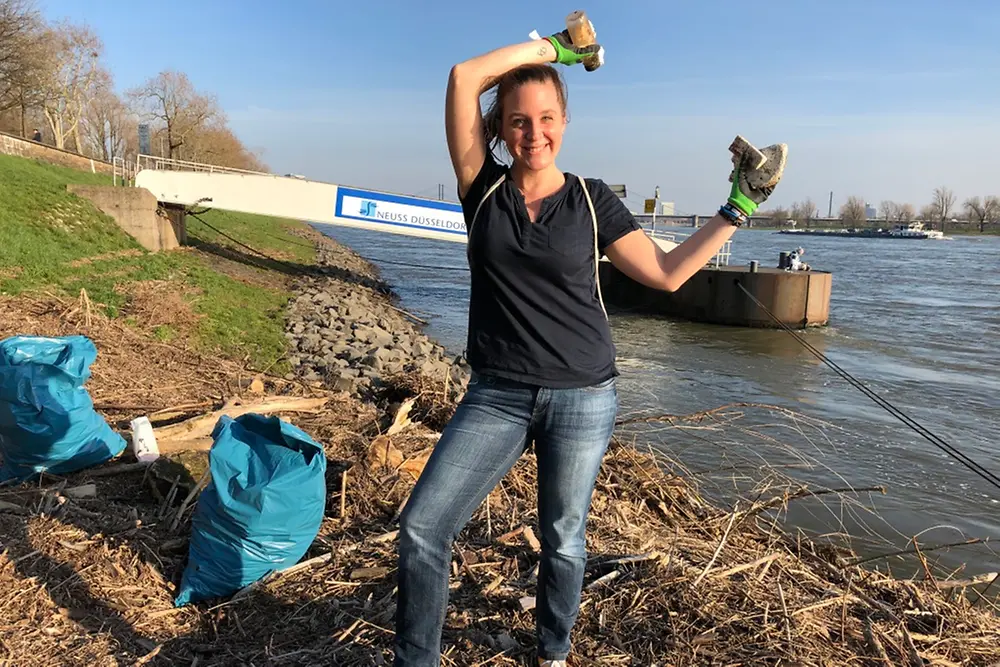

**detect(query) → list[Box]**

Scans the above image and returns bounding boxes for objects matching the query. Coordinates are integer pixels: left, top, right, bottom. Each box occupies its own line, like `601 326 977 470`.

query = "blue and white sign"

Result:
335 186 467 240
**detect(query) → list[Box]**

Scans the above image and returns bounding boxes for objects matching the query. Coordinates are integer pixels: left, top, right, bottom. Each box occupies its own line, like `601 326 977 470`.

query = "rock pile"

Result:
283 237 469 397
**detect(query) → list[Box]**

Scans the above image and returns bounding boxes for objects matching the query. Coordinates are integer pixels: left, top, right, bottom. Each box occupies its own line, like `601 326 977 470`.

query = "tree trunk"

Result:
44 108 61 148
71 123 82 154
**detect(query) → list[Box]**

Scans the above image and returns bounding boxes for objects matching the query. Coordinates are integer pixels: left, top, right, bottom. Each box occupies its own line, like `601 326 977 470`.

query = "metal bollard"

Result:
749 260 759 273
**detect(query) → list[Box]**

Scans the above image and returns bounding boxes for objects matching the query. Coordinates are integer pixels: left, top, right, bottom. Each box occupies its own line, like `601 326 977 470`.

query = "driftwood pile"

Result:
0 294 998 666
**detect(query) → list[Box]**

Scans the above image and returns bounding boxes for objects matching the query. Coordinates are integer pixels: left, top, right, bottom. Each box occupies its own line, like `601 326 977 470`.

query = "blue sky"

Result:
40 0 1000 215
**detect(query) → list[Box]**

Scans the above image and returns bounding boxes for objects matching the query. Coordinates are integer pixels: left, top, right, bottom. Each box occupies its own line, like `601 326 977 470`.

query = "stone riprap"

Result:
284 236 469 397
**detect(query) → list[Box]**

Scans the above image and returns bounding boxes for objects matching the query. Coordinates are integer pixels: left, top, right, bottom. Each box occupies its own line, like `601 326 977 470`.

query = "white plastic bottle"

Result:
130 416 160 463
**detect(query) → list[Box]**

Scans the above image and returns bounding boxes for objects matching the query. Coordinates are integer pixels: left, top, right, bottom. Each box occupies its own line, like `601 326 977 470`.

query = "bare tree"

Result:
790 198 817 227
899 203 915 222
81 71 134 161
129 71 219 160
759 205 789 226
931 186 956 233
183 124 267 171
839 196 867 225
964 196 1000 233
918 203 938 223
879 200 898 222
35 21 103 151
0 0 48 135
0 0 35 106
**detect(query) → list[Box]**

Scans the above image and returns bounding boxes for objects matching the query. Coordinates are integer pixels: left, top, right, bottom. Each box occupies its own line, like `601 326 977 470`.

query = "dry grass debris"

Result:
0 294 997 666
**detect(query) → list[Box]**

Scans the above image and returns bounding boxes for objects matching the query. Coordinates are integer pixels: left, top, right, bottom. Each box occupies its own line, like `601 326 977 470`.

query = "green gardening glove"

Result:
546 30 604 67
728 159 768 217
727 143 787 217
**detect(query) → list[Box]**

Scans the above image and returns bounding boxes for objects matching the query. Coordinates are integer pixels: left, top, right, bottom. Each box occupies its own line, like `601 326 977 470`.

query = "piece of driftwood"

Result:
350 567 390 580
153 396 329 453
64 484 97 499
936 573 998 590
87 462 152 478
522 526 541 553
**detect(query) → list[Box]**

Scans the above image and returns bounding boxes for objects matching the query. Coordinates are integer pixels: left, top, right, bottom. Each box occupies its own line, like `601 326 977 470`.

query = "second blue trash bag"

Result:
174 413 327 606
0 335 126 483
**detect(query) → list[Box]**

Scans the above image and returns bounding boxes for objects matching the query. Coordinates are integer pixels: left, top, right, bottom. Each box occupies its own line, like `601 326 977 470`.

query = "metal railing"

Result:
645 228 732 267
136 154 273 177
112 156 138 186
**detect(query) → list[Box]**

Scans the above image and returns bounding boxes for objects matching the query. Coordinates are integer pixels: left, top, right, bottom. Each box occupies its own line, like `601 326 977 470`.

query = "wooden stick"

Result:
170 468 212 531
88 462 152 478
153 396 329 451
371 530 398 544
485 495 492 541
936 572 998 590
863 616 890 664
709 553 780 581
586 569 621 590
740 485 886 520
778 580 793 648
340 469 348 519
899 624 924 667
848 537 986 567
694 510 737 586
912 537 938 590
386 302 428 325
791 593 857 617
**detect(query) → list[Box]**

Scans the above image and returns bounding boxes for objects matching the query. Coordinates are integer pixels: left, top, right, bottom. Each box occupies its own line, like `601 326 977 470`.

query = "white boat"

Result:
889 221 945 239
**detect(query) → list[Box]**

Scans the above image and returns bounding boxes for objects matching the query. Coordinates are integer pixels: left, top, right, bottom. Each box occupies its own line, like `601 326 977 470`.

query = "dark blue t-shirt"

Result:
459 154 641 388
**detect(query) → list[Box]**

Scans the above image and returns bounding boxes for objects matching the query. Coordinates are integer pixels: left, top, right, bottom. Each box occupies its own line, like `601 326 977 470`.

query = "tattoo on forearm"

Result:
537 45 548 57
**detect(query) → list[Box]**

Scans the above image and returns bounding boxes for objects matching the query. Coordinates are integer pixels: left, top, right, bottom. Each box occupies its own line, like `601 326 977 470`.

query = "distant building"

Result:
660 201 675 215
865 202 877 219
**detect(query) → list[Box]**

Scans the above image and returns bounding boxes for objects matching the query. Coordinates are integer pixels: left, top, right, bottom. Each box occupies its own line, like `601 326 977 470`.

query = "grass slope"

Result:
0 154 316 370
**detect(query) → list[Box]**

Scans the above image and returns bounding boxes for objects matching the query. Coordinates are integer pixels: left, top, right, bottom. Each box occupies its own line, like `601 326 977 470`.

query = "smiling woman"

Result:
392 22 784 667
481 64 569 180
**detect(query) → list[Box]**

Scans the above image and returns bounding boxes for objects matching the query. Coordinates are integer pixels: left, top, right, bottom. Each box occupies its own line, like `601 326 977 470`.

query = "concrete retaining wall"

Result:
67 185 183 252
0 130 113 176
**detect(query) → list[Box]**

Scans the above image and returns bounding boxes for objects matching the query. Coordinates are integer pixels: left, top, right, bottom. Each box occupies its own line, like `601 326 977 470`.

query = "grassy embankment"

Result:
0 153 315 371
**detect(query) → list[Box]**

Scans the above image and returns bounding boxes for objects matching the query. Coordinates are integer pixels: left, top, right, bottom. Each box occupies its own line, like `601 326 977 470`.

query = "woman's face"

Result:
501 80 567 173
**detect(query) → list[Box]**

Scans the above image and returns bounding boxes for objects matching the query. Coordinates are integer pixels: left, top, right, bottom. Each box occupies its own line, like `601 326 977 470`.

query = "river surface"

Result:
315 223 1000 576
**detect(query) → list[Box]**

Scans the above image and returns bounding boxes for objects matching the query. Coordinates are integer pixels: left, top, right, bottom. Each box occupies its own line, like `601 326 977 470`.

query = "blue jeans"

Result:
393 372 618 666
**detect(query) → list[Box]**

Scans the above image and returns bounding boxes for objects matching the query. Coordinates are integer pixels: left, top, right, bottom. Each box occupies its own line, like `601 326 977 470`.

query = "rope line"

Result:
359 256 468 272
736 281 1000 493
186 213 308 276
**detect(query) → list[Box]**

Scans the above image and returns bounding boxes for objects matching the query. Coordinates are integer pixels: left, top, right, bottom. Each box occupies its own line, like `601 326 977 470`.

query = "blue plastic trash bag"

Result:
0 335 125 483
175 413 327 606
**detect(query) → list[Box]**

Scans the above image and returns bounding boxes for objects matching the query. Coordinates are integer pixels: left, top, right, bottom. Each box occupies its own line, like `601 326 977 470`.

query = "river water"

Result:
315 223 1000 576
